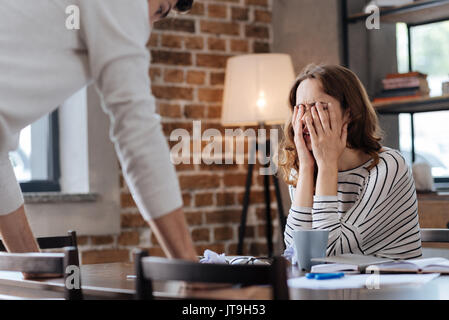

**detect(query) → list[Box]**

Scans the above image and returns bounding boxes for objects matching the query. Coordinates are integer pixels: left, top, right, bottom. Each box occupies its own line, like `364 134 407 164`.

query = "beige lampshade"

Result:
221 53 295 126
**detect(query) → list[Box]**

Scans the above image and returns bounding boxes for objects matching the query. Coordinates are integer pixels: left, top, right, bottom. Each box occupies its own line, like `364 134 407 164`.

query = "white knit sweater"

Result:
0 0 182 219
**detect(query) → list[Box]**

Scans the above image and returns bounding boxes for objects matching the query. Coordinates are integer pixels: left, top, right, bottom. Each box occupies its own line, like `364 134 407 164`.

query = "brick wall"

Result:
79 0 280 264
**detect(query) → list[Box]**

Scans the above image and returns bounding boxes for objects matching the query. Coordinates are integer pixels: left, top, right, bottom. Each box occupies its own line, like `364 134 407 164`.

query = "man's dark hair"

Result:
174 0 194 12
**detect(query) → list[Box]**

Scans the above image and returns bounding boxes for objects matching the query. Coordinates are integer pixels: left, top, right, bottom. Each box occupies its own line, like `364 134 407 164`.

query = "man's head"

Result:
148 0 194 23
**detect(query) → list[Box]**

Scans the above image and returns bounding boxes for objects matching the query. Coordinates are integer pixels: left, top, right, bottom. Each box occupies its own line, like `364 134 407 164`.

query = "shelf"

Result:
347 0 449 25
373 95 449 114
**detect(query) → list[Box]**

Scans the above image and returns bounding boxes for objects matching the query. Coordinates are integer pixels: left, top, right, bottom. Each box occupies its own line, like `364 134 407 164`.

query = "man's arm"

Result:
0 205 66 279
0 205 39 253
0 205 198 261
149 207 198 261
78 1 198 260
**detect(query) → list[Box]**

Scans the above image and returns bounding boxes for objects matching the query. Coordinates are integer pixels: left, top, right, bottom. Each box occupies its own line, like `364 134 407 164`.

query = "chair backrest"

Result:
420 228 449 243
134 250 289 300
0 246 82 300
0 230 78 252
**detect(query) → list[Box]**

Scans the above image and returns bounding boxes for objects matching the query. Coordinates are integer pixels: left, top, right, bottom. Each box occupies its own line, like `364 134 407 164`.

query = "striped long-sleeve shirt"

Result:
284 148 422 260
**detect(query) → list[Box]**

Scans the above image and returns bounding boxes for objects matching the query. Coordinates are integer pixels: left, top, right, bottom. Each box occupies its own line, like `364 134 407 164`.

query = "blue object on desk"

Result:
305 272 345 280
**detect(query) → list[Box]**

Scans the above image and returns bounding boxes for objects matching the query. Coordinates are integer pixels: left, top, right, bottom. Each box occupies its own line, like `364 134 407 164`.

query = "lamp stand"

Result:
237 126 286 257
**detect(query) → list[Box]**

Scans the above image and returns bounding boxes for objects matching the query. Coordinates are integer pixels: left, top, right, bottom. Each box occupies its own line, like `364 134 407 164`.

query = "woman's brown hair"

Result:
279 64 383 186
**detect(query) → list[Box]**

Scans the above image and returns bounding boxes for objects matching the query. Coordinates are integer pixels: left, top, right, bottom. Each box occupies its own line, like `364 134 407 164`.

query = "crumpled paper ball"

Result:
282 245 298 265
199 249 227 264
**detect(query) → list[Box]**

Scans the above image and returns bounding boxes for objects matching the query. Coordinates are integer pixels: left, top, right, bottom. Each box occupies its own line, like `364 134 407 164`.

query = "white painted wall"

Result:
25 85 121 237
272 0 342 74
59 87 89 193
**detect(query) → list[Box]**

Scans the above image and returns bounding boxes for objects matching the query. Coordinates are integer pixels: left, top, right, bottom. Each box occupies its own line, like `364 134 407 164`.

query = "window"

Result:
9 111 61 192
397 20 449 186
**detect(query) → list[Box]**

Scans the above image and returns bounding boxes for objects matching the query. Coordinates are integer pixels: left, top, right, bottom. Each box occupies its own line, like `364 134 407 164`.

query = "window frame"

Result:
405 19 449 186
19 110 61 192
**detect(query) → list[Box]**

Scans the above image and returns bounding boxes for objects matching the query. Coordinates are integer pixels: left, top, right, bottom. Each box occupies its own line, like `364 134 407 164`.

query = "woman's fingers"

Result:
341 122 348 145
304 114 317 142
328 103 341 132
311 106 324 136
295 118 307 149
298 104 305 119
316 102 330 132
292 105 298 127
293 107 300 135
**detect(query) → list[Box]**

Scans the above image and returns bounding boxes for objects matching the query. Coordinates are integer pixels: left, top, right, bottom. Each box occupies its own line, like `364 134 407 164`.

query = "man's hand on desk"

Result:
0 206 66 280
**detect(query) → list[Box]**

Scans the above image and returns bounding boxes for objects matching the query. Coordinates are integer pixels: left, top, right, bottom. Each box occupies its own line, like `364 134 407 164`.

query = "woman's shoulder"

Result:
378 147 407 166
373 147 410 176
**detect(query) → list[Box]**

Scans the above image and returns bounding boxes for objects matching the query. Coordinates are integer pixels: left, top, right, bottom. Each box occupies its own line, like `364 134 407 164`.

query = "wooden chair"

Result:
0 246 82 300
420 228 449 243
0 230 78 252
134 250 289 300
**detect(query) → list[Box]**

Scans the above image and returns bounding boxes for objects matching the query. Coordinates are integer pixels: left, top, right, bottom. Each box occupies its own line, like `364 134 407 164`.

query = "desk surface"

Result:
0 263 448 300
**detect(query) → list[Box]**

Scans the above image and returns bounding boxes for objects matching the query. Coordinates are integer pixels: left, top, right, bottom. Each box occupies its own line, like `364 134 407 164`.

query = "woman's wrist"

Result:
294 169 315 208
316 160 338 172
299 161 315 174
316 165 338 196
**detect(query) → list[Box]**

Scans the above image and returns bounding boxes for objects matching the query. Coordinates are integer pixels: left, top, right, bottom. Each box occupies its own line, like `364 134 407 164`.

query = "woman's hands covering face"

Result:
292 104 315 172
303 102 348 168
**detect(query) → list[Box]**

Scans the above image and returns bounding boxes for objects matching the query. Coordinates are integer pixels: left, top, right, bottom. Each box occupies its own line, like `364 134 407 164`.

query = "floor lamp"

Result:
221 54 295 257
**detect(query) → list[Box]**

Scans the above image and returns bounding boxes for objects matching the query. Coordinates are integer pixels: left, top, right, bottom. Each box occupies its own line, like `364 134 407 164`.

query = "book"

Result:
373 94 423 103
311 254 394 272
382 77 429 90
311 263 359 274
371 0 414 7
366 257 449 274
377 87 420 98
376 72 430 103
385 71 427 79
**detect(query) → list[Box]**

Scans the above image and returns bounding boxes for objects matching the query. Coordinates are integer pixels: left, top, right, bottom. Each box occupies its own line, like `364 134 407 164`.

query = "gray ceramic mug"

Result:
292 229 329 271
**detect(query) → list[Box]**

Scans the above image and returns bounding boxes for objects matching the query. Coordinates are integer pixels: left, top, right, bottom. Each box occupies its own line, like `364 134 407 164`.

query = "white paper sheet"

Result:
288 273 440 290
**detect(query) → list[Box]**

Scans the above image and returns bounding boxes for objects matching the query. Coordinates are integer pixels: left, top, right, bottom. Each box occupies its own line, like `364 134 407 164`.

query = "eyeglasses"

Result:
296 102 329 111
227 256 272 265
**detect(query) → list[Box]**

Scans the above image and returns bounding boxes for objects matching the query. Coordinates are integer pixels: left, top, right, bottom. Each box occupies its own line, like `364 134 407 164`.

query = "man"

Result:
0 0 198 262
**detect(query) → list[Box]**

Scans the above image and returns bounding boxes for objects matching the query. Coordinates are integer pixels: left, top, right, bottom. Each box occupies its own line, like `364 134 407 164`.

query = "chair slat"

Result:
0 252 64 274
0 230 77 251
142 257 271 284
0 231 82 300
37 236 74 249
135 252 289 300
420 228 449 243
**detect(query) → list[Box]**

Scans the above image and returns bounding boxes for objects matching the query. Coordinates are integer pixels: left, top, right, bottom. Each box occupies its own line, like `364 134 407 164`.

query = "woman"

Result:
0 0 198 263
280 64 422 260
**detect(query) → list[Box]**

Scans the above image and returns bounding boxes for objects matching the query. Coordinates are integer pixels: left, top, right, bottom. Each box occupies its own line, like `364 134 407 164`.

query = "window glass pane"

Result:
396 23 409 74
397 20 449 180
399 112 449 178
9 114 50 182
414 112 449 178
410 20 449 97
399 113 411 164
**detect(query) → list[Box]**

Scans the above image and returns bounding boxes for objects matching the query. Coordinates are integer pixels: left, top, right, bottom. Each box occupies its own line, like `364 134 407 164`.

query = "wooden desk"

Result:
0 263 447 300
0 263 269 300
0 263 134 300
